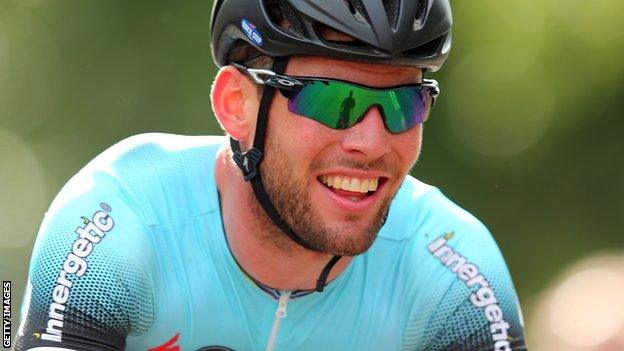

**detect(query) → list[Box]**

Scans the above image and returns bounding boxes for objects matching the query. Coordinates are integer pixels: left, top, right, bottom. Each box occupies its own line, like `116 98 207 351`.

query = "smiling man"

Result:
15 1 527 350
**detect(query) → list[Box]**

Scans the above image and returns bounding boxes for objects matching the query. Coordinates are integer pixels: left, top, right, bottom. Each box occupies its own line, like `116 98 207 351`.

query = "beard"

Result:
254 137 396 257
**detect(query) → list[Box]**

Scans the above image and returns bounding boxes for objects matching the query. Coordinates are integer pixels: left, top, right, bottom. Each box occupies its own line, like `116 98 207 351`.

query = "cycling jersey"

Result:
14 133 526 351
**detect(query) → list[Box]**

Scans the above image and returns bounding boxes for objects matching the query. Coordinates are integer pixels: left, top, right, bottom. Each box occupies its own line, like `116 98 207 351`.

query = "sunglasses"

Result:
233 63 439 134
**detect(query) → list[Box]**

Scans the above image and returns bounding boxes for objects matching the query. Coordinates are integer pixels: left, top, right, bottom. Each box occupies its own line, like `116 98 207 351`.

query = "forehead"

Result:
285 56 423 87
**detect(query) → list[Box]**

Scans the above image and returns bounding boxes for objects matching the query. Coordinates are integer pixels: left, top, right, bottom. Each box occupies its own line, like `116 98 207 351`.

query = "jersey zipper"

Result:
265 290 292 351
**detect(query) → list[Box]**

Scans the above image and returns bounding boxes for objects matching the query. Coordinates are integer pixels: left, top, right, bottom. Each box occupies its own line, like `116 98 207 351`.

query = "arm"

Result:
411 231 526 351
14 169 156 350
403 191 527 351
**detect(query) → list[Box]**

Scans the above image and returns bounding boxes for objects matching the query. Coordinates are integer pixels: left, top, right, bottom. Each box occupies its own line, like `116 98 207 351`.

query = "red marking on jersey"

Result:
148 333 180 351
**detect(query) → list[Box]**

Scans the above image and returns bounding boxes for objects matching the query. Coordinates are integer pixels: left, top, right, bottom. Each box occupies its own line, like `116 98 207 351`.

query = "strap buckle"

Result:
232 147 263 181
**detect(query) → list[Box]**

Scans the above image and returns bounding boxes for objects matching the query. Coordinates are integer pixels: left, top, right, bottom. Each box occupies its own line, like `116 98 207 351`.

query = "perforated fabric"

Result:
14 171 156 349
15 133 525 351
403 243 525 350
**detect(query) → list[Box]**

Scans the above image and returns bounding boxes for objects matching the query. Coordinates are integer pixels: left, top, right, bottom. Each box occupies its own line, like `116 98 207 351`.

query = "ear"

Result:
210 66 259 141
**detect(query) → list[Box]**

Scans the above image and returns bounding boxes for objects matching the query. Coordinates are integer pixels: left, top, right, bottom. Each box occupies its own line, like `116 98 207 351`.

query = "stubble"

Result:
253 137 395 256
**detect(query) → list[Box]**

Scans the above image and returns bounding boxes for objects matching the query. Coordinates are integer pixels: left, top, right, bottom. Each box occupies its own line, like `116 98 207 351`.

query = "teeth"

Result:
349 178 360 191
360 179 370 193
320 175 380 193
369 178 378 191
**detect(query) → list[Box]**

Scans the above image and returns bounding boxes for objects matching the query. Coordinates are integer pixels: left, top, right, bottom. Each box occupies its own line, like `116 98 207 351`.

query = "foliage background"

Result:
1 0 622 346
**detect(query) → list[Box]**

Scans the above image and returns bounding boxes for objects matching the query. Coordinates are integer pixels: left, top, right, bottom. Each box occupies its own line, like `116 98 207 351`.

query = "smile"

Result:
316 173 388 210
319 175 379 194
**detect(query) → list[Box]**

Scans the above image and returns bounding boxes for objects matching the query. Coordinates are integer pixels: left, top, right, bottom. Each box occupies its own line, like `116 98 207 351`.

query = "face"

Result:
255 57 424 256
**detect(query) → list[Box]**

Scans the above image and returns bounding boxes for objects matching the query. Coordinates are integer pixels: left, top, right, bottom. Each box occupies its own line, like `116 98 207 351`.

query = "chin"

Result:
297 208 388 256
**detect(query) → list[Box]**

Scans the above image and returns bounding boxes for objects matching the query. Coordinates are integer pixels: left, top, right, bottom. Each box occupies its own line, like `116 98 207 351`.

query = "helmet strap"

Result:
229 56 341 292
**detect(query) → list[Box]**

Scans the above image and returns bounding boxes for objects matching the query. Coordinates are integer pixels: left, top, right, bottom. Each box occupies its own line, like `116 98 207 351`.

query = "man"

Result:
337 90 356 129
15 0 527 350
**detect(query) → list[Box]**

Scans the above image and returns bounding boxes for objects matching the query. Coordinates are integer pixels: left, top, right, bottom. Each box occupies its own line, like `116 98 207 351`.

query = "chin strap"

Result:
316 255 342 292
230 57 341 292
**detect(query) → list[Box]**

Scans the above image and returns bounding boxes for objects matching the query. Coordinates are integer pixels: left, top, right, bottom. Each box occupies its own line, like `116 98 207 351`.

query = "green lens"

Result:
381 86 432 133
287 80 431 133
287 80 358 129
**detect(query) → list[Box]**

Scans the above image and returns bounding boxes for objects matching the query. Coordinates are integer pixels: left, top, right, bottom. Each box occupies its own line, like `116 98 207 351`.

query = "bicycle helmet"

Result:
211 0 452 71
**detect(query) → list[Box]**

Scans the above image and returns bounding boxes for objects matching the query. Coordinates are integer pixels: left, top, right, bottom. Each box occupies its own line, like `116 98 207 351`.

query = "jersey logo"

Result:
148 333 235 351
42 205 115 344
148 333 180 351
428 234 514 351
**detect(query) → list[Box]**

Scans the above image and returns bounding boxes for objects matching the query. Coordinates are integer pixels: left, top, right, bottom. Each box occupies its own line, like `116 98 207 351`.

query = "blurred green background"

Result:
0 0 622 346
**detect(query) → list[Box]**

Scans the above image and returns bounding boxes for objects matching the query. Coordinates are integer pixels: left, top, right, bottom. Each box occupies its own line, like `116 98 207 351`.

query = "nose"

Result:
340 106 391 160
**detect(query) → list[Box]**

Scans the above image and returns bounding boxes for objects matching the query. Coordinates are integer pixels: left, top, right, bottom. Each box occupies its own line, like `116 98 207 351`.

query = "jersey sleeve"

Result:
14 163 157 350
403 189 527 351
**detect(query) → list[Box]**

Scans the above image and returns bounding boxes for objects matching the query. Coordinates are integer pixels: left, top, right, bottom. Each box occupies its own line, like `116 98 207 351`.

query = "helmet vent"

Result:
402 34 443 57
344 0 357 14
382 0 400 30
413 0 428 31
264 0 306 38
313 22 381 54
342 0 368 24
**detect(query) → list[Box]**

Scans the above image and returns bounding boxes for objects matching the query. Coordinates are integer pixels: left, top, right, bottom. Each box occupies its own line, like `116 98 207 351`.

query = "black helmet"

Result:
211 0 452 71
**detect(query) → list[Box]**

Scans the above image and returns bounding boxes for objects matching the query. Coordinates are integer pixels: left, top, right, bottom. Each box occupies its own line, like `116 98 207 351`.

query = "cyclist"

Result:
15 0 527 350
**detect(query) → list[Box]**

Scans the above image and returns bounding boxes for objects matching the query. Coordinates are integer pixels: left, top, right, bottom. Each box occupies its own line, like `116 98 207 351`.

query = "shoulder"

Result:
379 175 487 243
93 132 224 178
377 176 512 295
15 135 221 348
51 133 225 225
377 176 526 350
84 132 224 193
32 134 227 280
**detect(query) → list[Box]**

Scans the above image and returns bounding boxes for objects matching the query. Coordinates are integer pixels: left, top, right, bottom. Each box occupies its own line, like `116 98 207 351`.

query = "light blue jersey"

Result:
15 134 526 351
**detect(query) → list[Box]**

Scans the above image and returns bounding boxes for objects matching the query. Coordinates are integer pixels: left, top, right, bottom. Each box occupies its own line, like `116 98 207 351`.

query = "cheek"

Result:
268 95 336 161
393 126 423 169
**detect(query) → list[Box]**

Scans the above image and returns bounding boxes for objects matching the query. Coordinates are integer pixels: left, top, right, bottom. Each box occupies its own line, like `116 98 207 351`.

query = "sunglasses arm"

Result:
421 78 440 106
232 63 304 93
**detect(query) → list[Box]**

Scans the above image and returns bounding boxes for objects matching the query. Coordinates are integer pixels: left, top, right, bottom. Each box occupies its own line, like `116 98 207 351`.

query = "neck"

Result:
215 145 352 291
